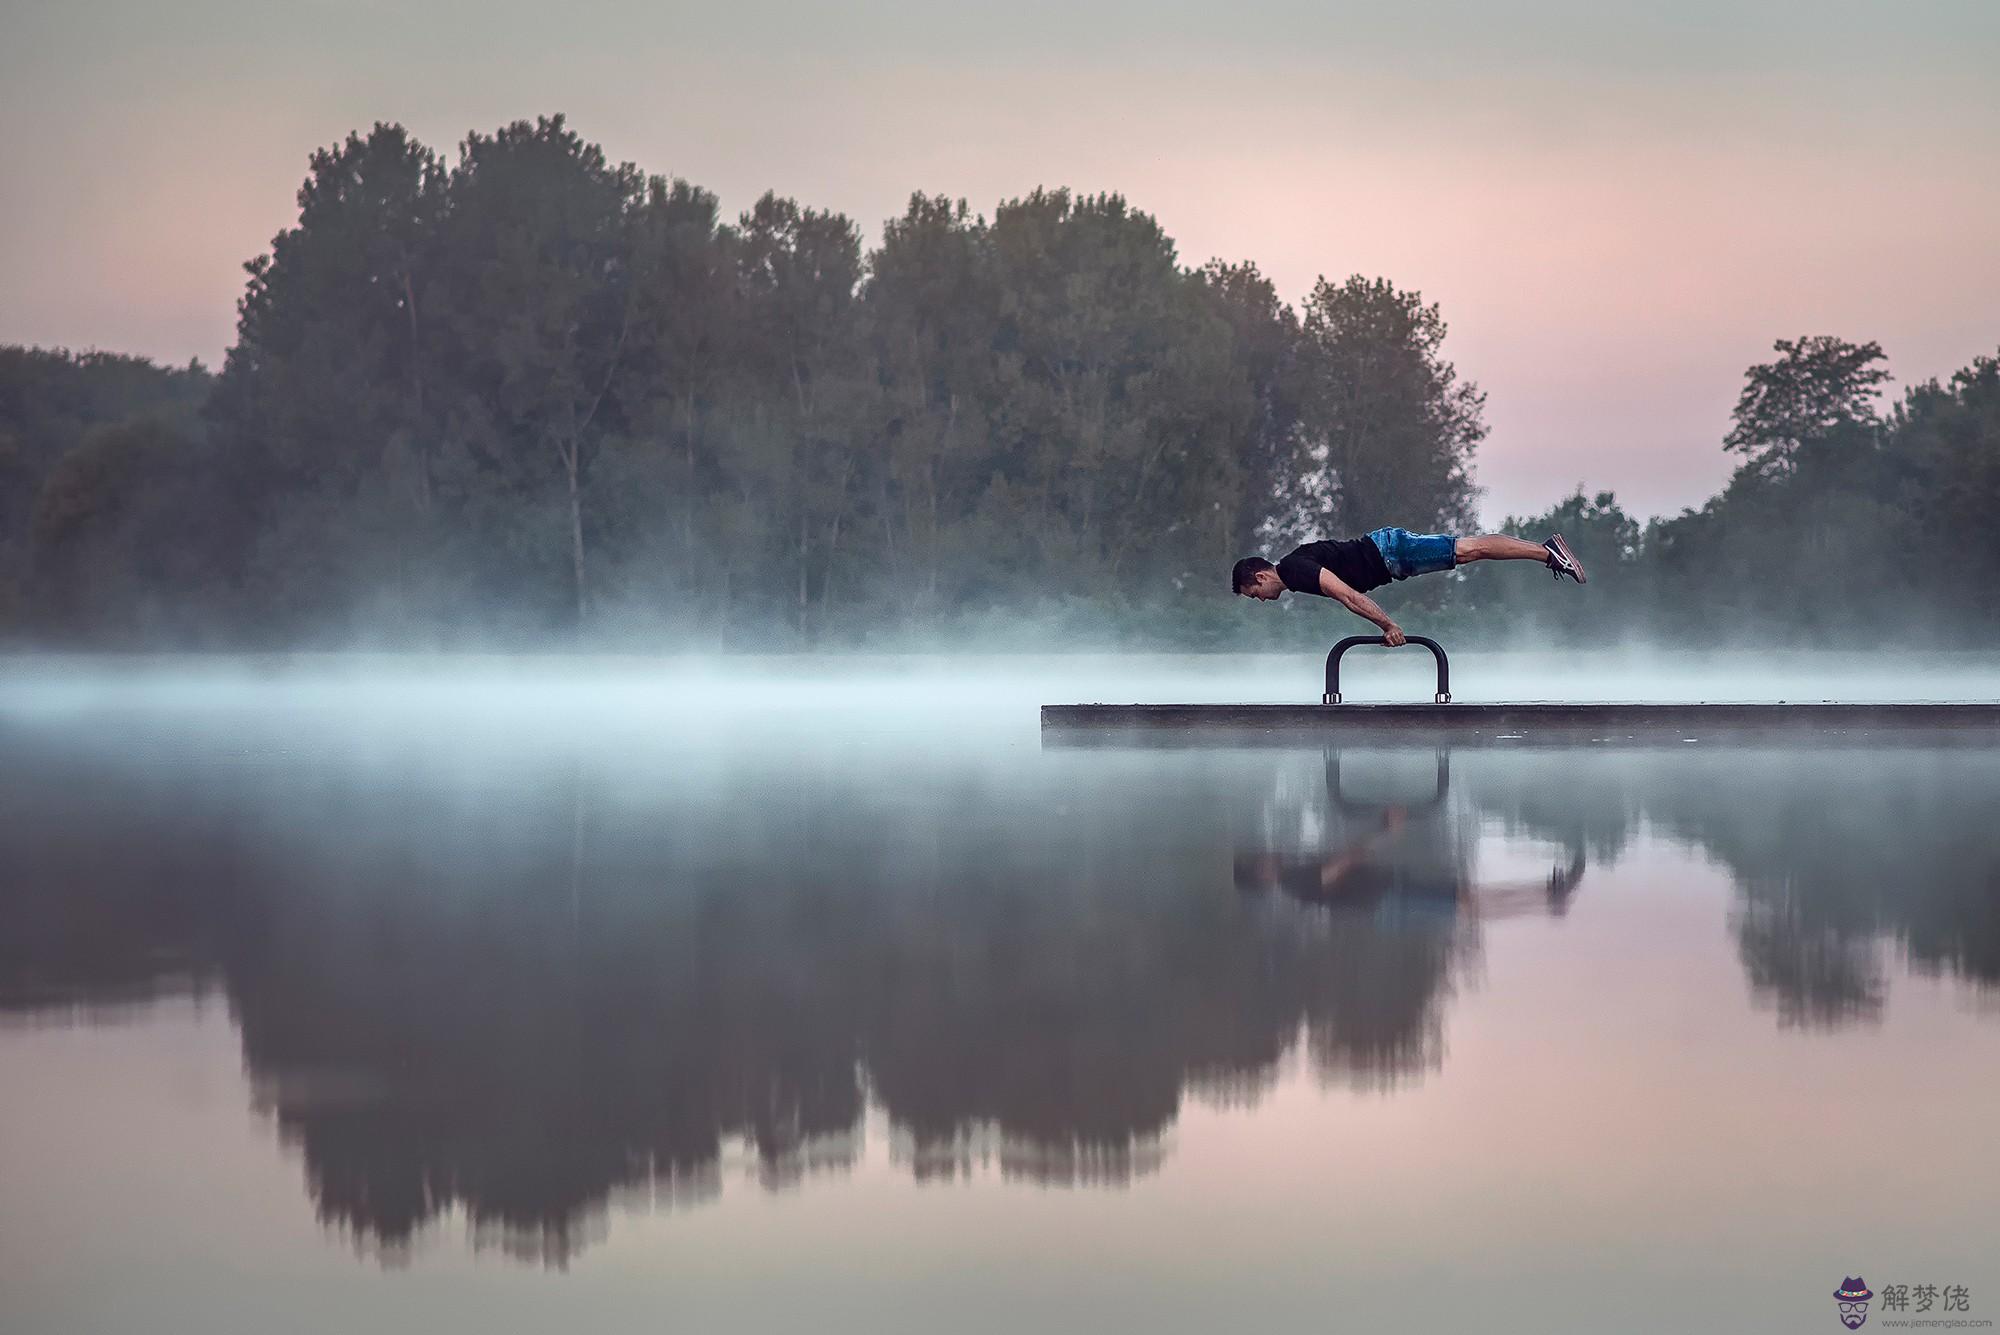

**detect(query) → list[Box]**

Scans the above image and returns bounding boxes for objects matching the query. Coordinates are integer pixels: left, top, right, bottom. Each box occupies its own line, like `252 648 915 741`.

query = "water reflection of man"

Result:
1234 810 1583 919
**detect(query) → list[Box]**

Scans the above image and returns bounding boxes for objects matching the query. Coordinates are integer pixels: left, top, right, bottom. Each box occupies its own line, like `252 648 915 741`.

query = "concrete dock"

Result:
1041 701 2000 746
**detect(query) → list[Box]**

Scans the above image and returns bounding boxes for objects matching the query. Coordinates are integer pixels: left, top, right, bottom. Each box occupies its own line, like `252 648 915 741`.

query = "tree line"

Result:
2 115 1995 648
1449 335 2000 647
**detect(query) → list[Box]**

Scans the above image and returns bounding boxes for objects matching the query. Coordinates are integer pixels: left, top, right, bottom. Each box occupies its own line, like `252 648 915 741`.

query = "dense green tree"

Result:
1192 260 1305 558
0 347 210 463
431 116 648 625
1287 276 1482 541
1892 353 2000 622
30 416 232 641
212 123 447 636
1434 488 1649 643
980 190 1242 592
218 123 444 493
728 191 867 635
593 177 738 629
1643 338 1920 644
0 347 210 639
862 195 1000 621
1724 335 1890 477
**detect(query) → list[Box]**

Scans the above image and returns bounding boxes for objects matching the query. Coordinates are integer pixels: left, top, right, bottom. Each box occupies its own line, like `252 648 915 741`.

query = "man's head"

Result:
1233 556 1283 600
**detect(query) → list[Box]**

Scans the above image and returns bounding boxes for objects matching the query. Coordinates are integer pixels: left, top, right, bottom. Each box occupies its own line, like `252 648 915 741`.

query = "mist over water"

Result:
6 648 1996 728
3 651 1997 1334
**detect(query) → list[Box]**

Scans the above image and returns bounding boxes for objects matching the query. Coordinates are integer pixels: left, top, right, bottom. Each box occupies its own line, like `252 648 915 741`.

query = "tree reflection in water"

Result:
2 725 1994 1263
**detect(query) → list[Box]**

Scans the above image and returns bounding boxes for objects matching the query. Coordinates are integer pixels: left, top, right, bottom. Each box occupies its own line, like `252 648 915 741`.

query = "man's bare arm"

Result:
1316 567 1405 644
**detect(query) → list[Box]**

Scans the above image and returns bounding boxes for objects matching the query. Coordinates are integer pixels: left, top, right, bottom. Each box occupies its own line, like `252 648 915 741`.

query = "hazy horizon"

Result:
4 0 1997 522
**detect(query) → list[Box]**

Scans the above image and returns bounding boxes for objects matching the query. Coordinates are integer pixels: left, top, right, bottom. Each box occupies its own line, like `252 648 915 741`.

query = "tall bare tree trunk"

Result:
820 453 855 614
565 441 586 626
680 393 697 559
931 394 954 606
403 269 432 513
797 513 809 640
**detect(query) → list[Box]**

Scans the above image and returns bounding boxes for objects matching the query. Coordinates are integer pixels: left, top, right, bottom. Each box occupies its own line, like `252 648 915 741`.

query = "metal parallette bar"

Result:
1323 635 1451 705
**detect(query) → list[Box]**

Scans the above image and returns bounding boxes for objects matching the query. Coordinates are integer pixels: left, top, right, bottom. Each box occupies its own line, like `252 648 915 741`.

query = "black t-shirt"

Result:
1276 538 1391 596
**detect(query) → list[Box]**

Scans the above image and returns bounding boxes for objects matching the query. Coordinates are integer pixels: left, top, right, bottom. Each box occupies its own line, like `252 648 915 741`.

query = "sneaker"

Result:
1545 534 1587 584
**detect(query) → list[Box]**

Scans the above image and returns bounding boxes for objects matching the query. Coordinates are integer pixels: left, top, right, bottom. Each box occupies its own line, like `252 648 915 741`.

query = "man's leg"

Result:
1453 534 1550 566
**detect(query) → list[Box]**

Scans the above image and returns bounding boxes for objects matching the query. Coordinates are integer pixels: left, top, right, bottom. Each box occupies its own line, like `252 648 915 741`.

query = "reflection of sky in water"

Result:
1 657 1997 1333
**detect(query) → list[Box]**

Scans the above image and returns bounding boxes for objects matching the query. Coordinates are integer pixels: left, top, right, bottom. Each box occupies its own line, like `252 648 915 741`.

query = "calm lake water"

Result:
3 655 1997 1334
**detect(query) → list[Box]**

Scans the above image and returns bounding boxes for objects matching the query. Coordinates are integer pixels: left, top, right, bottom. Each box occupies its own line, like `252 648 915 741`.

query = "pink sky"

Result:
3 2 1996 521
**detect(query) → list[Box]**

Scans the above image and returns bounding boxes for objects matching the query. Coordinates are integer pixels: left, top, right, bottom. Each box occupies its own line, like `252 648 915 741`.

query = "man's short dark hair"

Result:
1232 556 1275 593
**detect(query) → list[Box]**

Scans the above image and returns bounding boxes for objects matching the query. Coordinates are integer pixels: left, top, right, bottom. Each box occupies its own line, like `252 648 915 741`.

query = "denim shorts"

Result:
1367 527 1459 580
